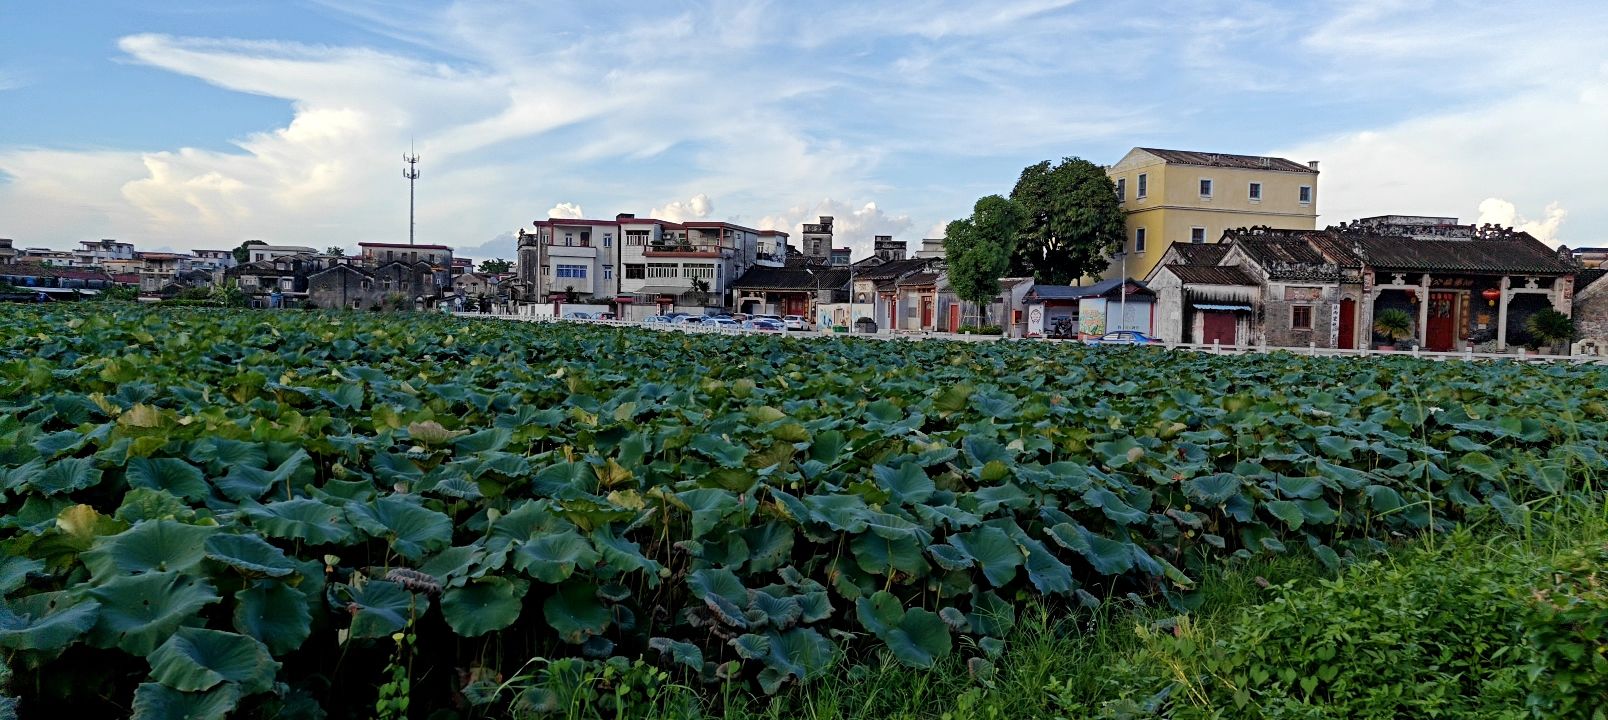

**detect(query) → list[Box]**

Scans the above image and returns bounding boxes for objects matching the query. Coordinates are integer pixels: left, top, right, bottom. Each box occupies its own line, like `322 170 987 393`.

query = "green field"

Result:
1 306 1605 719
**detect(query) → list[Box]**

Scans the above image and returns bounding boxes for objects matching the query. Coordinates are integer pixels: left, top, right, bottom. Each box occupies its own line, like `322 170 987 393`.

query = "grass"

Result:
676 500 1608 720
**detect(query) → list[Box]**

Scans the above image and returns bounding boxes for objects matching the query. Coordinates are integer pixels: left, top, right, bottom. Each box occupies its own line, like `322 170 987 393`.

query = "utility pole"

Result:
403 147 420 245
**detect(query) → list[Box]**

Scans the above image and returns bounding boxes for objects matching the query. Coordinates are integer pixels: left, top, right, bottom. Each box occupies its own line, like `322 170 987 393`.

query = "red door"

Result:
1201 312 1237 345
948 304 960 333
1338 298 1356 349
921 297 934 329
1426 291 1456 351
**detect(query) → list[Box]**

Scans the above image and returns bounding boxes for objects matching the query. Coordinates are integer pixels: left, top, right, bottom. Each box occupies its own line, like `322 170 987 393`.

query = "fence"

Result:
452 312 1608 362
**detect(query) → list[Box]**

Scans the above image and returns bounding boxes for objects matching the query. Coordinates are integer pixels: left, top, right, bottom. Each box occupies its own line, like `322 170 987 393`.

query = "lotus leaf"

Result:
543 581 611 644
0 557 43 596
0 591 100 651
949 526 1021 587
82 520 217 580
855 591 952 668
203 533 296 578
88 571 220 655
241 498 353 545
332 580 428 639
130 682 241 720
30 457 102 496
232 581 313 655
441 576 529 637
125 458 209 502
147 627 279 694
648 637 704 671
344 495 452 560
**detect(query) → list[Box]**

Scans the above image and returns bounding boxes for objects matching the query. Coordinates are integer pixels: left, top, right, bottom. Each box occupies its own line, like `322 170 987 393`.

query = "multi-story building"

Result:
19 247 74 265
830 248 852 266
800 216 834 263
873 236 907 263
1103 148 1320 281
135 252 193 293
248 245 319 263
190 249 237 275
73 239 136 268
1572 247 1608 269
0 238 15 263
517 212 786 312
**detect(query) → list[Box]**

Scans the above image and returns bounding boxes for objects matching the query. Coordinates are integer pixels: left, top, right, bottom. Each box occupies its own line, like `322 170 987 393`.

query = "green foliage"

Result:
0 304 1605 716
954 324 1002 335
374 622 415 720
1008 156 1127 284
945 195 1026 305
99 284 139 302
231 240 266 265
479 258 513 274
1527 307 1575 349
1372 308 1413 341
1521 543 1608 718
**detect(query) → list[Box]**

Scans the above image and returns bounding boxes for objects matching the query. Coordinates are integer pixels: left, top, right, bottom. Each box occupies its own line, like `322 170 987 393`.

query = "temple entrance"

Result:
1338 298 1356 349
920 297 934 329
1426 291 1458 351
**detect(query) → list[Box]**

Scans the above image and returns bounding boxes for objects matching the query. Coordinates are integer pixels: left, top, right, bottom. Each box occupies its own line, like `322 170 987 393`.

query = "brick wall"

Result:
1576 282 1608 339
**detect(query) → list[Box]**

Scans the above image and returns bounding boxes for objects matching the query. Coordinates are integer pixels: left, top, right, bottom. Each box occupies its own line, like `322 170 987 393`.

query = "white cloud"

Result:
0 69 23 91
1477 199 1568 246
649 194 714 222
757 199 914 260
546 203 584 219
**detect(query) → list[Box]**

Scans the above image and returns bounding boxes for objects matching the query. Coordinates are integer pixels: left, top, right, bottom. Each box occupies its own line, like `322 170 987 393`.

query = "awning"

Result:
1193 303 1252 312
634 285 690 296
32 287 101 295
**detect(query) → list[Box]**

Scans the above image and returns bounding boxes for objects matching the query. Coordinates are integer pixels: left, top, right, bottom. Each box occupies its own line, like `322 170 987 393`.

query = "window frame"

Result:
1136 173 1148 199
1134 227 1147 254
1190 227 1207 244
1199 177 1213 199
1116 177 1126 202
1291 304 1313 330
1299 185 1313 205
1248 182 1262 202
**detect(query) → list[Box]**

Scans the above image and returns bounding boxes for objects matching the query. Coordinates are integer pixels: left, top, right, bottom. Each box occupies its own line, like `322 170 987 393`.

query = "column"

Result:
1417 273 1432 348
1496 275 1511 351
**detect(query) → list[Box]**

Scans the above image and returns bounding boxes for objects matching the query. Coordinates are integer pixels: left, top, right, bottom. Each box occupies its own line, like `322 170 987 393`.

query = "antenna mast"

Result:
402 146 420 245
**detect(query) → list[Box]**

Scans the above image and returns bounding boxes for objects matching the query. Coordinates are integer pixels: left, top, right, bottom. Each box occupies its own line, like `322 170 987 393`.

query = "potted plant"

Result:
1526 308 1574 356
1373 308 1413 350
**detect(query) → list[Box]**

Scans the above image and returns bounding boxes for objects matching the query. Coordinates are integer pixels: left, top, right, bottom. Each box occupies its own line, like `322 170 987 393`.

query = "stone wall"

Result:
1575 280 1608 339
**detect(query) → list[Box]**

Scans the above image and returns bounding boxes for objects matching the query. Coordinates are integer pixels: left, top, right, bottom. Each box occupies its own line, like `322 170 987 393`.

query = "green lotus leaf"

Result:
513 531 600 584
88 571 220 655
730 633 770 660
0 458 45 494
130 682 241 720
232 580 312 655
1017 535 1075 596
850 532 929 578
1365 485 1406 513
1263 500 1305 529
29 457 102 496
750 628 835 694
543 581 611 644
321 383 364 411
188 438 267 470
966 590 1016 638
748 590 803 630
441 576 528 637
677 488 738 538
591 526 662 582
454 427 512 454
344 495 452 560
855 591 951 668
872 463 935 505
241 498 354 545
688 568 749 628
1047 523 1135 576
1458 451 1503 481
82 520 217 581
419 544 490 589
1185 474 1242 505
213 450 310 502
332 580 429 640
949 526 1021 587
648 637 704 671
689 434 748 467
742 522 795 573
0 556 44 596
148 627 279 695
1275 476 1324 500
203 533 296 578
0 591 100 651
125 458 209 502
927 543 974 571
115 487 196 524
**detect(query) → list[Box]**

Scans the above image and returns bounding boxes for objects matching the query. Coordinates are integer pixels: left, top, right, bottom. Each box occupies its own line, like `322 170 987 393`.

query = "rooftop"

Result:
359 242 454 251
1137 148 1316 174
731 265 851 291
1163 264 1258 285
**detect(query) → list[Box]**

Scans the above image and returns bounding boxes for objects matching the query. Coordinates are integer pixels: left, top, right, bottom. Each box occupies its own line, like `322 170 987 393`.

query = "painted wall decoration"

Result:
1027 305 1044 336
1079 298 1107 337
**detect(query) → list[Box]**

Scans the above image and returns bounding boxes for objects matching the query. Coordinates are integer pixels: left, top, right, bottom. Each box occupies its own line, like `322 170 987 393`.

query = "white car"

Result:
782 315 809 331
702 317 740 328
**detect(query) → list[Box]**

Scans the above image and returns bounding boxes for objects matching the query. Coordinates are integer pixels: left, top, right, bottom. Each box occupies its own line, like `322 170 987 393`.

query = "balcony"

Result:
644 241 730 258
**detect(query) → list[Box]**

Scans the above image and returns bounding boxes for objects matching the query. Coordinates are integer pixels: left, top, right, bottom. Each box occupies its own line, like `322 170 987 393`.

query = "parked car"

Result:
642 315 669 324
755 314 783 323
703 317 740 329
782 315 809 331
597 312 616 320
731 313 751 322
743 319 784 332
1087 330 1165 345
672 315 704 325
562 311 594 320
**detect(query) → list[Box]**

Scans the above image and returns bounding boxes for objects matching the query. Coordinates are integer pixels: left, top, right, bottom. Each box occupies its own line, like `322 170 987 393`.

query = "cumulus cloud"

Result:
757 199 914 261
648 194 714 222
1477 199 1568 246
546 203 585 220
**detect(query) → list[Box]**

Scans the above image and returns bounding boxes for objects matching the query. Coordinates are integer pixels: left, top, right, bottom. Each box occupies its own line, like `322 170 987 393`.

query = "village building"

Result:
226 254 337 308
135 252 193 293
1102 148 1321 282
305 261 441 310
247 245 318 263
1574 269 1608 346
1019 278 1155 339
1145 216 1577 351
0 239 15 263
799 216 834 263
0 262 115 299
731 261 850 317
73 239 136 268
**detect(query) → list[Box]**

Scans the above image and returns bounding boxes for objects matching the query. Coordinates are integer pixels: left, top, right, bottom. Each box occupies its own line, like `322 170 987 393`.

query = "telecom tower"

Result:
403 148 420 245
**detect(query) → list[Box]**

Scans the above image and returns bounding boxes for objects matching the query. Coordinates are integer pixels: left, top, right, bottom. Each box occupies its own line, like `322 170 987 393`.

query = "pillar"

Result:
1416 273 1432 348
1496 275 1511 351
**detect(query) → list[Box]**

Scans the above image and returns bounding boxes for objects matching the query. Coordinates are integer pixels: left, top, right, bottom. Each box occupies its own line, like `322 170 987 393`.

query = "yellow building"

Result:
1101 148 1320 281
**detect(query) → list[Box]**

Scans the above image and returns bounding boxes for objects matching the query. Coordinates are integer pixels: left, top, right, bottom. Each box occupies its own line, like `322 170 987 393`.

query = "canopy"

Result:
1193 303 1251 312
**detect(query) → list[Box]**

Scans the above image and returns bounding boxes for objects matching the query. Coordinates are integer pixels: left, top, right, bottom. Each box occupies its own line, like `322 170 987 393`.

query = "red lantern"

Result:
1481 288 1501 306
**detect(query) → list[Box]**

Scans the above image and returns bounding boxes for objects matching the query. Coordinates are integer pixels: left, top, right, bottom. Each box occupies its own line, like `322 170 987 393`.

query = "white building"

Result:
248 245 319 263
74 239 136 267
190 249 237 274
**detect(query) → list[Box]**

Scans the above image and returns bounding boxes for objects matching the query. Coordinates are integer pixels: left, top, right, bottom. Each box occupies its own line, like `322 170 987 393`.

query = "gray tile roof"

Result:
1138 148 1315 174
1164 264 1258 285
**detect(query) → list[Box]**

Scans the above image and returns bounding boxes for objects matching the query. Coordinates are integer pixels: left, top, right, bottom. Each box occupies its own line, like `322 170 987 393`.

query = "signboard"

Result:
1027 306 1044 336
1329 299 1340 347
1078 298 1106 337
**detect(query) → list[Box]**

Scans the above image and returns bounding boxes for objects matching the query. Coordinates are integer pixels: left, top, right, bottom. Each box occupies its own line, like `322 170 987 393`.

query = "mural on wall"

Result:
817 303 853 330
1027 306 1044 336
1078 298 1107 337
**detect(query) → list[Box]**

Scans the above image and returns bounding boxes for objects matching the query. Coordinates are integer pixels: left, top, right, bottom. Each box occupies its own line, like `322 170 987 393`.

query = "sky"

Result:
1 0 1606 262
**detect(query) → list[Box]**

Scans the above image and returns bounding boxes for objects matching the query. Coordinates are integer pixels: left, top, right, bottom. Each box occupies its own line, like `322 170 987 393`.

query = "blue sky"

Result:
2 0 1606 260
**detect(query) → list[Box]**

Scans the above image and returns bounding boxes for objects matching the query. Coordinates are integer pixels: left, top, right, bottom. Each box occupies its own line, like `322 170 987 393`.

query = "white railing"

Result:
450 313 1608 361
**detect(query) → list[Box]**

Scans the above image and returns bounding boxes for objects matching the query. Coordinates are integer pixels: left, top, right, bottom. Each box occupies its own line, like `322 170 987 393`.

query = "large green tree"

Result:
232 240 268 265
1008 157 1126 284
478 258 513 274
944 195 1026 309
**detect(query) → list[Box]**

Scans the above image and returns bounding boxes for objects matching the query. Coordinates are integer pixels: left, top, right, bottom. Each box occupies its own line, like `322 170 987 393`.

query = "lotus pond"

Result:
1 306 1604 718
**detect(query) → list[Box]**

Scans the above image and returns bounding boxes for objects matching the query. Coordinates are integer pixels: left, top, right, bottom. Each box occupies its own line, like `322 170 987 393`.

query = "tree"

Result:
326 246 346 257
478 258 513 274
689 277 711 306
944 195 1026 314
1526 308 1574 353
232 240 268 264
1008 157 1126 284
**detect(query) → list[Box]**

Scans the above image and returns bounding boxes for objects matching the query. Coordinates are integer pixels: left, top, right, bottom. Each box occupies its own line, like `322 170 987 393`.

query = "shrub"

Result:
956 324 1003 335
1521 542 1608 718
1372 308 1412 343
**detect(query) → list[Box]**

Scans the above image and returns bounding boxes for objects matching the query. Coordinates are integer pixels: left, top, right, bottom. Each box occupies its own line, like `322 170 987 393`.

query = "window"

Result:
1136 173 1148 199
1116 177 1126 201
1190 227 1206 244
1248 182 1262 201
1199 178 1213 198
625 264 645 279
1299 185 1313 204
603 264 613 280
682 264 715 280
1134 228 1147 253
564 233 574 247
626 231 649 246
555 264 587 279
646 263 678 279
1291 305 1313 330
603 233 613 248
580 231 591 247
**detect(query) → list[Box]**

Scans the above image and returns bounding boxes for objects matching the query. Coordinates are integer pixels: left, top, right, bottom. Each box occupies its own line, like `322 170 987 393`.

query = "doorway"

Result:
921 297 934 329
1426 291 1458 351
1201 312 1237 345
948 304 960 333
1338 298 1356 349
